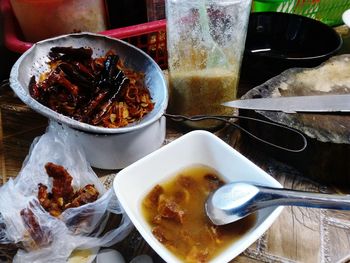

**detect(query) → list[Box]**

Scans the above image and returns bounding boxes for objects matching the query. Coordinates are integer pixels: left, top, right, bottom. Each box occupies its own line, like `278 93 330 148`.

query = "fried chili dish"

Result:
29 46 154 128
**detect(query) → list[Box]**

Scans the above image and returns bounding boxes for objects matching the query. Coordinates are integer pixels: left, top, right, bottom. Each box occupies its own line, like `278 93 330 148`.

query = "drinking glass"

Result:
166 0 252 129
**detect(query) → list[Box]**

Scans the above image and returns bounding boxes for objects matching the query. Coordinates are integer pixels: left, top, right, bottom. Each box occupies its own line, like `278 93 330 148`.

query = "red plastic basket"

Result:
1 0 168 69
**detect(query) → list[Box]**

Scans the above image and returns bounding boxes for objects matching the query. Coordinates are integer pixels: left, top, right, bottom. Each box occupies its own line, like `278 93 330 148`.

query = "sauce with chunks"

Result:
142 165 256 263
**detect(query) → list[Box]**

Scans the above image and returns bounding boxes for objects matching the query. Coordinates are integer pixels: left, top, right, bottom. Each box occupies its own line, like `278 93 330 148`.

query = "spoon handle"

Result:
257 186 350 210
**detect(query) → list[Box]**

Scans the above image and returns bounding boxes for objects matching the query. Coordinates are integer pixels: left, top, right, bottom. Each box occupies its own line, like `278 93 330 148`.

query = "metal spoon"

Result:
205 182 350 225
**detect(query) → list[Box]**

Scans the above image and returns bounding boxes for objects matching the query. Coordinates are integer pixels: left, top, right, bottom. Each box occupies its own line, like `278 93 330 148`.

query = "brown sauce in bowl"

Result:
142 165 256 263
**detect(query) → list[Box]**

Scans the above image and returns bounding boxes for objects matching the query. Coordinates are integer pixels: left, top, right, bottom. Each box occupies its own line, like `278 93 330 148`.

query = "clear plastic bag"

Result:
0 121 133 263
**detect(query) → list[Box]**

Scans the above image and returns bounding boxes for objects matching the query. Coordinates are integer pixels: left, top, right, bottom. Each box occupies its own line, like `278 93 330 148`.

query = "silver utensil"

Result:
206 182 350 225
223 94 350 113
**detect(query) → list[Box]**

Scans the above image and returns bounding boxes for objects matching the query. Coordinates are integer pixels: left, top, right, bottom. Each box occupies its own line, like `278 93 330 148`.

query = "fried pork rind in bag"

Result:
0 121 133 263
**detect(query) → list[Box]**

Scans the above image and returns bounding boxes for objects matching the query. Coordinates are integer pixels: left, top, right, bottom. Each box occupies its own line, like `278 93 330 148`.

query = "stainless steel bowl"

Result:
10 33 168 169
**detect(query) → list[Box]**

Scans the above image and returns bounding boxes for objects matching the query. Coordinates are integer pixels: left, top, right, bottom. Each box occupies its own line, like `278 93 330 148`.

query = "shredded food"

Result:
29 46 154 128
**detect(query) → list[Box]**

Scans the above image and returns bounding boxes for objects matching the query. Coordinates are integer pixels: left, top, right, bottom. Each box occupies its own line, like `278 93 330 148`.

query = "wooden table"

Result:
1 78 350 263
1 25 350 263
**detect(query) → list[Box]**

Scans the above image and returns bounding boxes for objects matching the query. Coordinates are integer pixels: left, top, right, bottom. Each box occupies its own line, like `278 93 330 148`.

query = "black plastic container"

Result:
241 12 342 86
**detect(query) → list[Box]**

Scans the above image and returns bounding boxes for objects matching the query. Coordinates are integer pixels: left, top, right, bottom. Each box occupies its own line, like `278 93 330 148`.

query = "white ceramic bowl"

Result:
10 33 168 169
67 116 166 169
114 130 284 263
